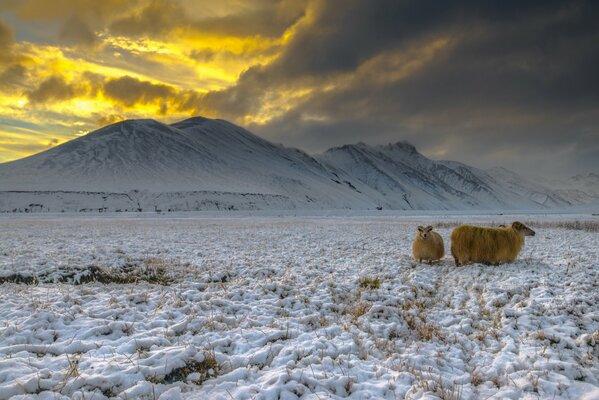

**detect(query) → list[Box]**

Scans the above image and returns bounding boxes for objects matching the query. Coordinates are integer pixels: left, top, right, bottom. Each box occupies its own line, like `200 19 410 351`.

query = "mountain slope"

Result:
486 167 574 207
0 119 221 192
532 172 599 206
0 118 381 210
317 142 574 210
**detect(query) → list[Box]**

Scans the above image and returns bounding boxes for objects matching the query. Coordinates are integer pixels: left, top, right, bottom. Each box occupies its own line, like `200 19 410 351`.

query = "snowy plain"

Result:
0 212 598 400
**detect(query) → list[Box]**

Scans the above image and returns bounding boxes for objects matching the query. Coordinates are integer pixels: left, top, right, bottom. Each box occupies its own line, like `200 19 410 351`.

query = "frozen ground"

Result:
0 214 598 400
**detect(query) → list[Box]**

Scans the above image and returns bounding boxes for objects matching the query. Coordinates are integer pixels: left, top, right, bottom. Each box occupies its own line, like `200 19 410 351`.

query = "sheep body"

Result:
450 221 535 266
412 226 444 263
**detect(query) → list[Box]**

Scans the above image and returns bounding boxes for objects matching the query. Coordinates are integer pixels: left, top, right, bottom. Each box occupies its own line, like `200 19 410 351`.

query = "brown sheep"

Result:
412 225 445 263
450 221 535 266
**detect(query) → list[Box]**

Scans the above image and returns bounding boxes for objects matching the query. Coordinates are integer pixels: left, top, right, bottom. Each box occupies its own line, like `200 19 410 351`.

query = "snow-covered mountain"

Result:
485 167 574 207
567 173 599 198
532 172 599 206
0 118 382 211
317 142 574 210
0 117 593 212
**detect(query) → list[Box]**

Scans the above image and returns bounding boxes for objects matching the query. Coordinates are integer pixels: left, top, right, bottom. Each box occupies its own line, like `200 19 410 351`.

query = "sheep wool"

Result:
412 225 445 263
450 221 535 266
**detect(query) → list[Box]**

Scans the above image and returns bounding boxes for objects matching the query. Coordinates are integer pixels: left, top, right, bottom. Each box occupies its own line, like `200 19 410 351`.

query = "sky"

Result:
0 0 597 178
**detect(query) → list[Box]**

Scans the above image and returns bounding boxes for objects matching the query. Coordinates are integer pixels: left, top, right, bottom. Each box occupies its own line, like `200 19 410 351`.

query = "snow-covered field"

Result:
0 214 598 400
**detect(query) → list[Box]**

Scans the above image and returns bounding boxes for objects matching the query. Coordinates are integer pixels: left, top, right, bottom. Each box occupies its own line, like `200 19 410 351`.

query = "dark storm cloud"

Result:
198 0 599 177
103 75 175 108
20 69 202 114
26 75 81 103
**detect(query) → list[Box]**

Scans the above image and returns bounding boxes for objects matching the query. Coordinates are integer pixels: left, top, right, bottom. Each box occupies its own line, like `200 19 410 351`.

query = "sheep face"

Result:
417 225 434 240
512 221 535 236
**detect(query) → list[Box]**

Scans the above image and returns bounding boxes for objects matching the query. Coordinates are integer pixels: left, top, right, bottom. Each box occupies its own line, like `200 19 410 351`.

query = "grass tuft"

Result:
358 276 381 290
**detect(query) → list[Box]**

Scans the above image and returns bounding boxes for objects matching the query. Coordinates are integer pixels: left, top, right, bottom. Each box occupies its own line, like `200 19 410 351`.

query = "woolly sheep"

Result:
412 225 445 263
450 221 535 266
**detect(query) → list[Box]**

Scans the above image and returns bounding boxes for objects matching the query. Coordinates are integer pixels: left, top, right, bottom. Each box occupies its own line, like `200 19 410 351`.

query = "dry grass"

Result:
432 219 599 232
148 352 219 385
412 367 463 400
358 276 381 290
523 220 599 232
346 301 370 320
0 258 175 285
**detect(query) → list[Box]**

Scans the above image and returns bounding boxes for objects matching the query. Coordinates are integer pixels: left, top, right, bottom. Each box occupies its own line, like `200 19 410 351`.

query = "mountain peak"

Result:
325 143 364 153
90 118 168 137
111 118 161 127
324 141 419 156
170 116 212 129
380 141 417 154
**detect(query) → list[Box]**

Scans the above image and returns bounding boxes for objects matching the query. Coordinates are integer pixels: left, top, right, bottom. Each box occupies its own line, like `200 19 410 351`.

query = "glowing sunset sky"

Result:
0 0 597 177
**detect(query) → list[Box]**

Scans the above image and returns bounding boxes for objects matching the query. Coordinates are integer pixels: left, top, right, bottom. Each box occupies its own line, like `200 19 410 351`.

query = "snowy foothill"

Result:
0 213 598 399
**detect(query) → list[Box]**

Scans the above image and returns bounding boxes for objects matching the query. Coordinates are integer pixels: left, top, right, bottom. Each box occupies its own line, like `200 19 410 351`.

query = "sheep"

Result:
450 221 535 266
412 225 445 263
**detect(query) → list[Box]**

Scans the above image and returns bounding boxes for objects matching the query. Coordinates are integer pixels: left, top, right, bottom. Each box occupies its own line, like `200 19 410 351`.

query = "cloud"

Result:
3 0 136 23
96 113 126 126
0 63 27 88
0 17 15 63
191 0 599 176
59 16 97 47
0 17 12 45
26 75 83 103
187 0 306 38
1 0 598 176
102 75 175 109
107 0 305 39
109 0 181 37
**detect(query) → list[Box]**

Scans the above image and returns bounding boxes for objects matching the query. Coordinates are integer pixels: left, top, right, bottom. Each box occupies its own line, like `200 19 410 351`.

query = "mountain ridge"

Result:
0 116 595 212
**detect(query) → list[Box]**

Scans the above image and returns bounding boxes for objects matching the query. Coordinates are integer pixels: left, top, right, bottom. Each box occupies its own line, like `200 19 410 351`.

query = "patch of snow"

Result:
0 214 597 399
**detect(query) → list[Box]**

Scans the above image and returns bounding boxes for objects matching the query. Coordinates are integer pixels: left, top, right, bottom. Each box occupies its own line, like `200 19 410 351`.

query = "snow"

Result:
0 213 597 399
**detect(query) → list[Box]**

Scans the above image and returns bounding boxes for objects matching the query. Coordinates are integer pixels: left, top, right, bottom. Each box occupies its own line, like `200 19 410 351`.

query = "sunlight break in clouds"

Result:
0 0 306 162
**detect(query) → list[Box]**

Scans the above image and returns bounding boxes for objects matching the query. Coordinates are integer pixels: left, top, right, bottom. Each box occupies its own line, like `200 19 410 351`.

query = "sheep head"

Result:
417 225 434 239
511 221 535 236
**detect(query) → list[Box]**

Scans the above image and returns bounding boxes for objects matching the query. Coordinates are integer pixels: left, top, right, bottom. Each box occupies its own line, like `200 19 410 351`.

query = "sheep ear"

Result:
512 221 522 230
417 226 424 232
